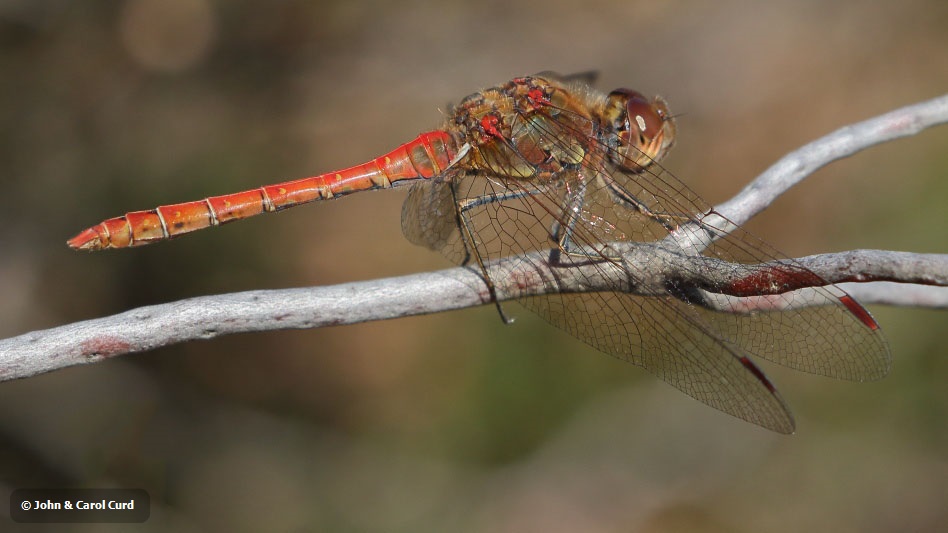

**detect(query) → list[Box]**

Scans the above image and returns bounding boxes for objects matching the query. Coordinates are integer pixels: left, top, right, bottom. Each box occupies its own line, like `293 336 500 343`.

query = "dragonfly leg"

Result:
548 177 586 265
453 183 540 325
549 175 623 266
454 185 539 266
456 187 538 212
601 173 690 232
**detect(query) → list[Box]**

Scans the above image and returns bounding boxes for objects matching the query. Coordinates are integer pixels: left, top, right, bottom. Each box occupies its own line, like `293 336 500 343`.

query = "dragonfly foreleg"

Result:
602 173 690 233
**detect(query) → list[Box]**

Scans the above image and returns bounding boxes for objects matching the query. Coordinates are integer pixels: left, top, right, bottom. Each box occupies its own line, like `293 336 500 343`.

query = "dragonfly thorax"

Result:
448 77 597 180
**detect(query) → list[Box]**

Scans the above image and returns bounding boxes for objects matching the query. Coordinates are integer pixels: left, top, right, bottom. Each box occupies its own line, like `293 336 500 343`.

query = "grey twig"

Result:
716 93 948 226
1 94 946 382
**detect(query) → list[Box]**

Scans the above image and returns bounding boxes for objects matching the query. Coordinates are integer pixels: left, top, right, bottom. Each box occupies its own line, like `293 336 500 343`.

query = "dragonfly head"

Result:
603 89 676 173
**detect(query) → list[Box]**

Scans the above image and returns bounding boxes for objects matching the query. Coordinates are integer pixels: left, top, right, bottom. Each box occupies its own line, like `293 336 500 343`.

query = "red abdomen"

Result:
68 131 456 250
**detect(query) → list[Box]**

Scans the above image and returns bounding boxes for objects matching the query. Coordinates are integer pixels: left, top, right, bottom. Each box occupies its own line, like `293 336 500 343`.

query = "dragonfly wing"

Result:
521 291 796 433
695 222 891 380
446 170 796 430
591 166 891 380
409 86 889 430
681 253 891 381
535 70 599 86
584 170 891 380
401 179 460 253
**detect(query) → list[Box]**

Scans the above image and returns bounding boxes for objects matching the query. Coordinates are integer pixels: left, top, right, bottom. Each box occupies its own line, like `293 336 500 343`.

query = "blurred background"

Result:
0 0 946 531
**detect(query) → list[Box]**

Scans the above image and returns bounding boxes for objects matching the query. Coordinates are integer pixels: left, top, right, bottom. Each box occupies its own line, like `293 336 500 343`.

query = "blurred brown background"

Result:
1 0 946 531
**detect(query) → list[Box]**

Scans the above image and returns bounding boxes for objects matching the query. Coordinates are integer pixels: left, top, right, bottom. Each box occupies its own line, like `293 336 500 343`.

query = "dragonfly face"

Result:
602 89 677 174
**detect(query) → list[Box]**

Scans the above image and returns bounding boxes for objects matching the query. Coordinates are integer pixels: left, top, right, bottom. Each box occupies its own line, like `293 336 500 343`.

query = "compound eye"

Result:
625 92 664 142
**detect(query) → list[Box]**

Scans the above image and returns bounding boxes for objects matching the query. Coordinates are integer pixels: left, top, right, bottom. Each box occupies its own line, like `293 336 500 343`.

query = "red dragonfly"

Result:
69 73 890 433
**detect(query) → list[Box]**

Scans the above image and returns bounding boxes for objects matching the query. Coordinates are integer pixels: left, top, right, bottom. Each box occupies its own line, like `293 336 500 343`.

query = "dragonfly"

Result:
68 72 890 433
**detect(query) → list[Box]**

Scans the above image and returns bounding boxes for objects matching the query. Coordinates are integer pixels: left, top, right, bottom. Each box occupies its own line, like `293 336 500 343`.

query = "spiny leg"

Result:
452 181 541 325
602 173 691 233
548 176 587 265
454 183 539 266
549 174 625 266
548 170 693 267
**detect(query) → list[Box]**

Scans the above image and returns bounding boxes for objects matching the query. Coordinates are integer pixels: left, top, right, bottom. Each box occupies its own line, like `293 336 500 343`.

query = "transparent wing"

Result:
528 288 801 432
399 96 890 432
566 167 890 381
401 177 458 252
